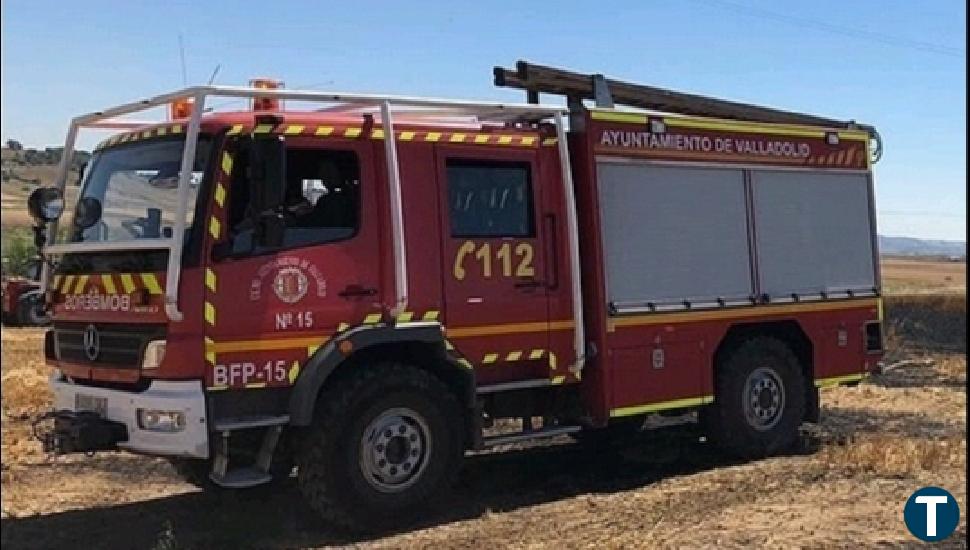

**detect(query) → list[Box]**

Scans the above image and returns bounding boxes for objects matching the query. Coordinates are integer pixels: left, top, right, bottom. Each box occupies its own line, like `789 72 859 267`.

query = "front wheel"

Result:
297 363 463 531
703 337 805 458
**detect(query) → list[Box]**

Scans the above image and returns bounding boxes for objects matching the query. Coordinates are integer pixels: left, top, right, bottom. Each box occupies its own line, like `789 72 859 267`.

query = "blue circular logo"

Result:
903 486 960 542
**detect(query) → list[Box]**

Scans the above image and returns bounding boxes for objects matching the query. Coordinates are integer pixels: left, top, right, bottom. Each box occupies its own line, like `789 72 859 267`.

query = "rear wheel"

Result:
703 336 805 458
297 363 463 531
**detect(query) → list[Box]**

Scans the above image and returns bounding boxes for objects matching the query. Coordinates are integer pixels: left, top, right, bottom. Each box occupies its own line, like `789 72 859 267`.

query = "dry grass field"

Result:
882 256 966 294
1 260 966 548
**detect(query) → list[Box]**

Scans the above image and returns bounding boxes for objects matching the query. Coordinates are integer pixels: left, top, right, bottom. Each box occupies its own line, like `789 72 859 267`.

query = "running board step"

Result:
482 425 582 448
213 415 289 432
210 466 272 489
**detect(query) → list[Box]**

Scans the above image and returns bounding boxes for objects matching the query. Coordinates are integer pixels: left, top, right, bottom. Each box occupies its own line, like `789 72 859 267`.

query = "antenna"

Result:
178 33 188 85
207 64 221 85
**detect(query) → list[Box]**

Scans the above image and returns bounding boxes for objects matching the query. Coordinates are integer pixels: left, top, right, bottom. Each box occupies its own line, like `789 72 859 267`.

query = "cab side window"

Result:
225 145 360 254
446 160 533 237
282 148 360 247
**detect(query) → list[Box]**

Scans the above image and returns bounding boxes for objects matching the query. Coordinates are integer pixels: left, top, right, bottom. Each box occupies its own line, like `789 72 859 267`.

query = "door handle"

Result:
514 280 544 290
338 284 378 298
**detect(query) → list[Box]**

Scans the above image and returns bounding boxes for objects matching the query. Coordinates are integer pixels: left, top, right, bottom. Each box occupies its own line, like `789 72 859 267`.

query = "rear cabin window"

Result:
446 160 533 237
227 146 360 253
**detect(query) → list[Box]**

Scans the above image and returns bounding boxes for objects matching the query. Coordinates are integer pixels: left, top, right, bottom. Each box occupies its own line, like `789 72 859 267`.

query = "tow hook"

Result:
32 410 128 455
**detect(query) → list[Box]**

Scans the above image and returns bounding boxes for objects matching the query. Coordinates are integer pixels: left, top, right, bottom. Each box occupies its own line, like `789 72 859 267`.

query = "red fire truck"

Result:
31 62 884 529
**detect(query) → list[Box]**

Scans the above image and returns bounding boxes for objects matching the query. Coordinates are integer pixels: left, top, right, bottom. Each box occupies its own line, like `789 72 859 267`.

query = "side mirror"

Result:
74 197 103 230
27 187 65 223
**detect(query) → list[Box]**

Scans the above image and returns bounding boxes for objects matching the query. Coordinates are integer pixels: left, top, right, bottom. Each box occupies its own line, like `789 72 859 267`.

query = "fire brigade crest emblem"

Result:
273 267 309 304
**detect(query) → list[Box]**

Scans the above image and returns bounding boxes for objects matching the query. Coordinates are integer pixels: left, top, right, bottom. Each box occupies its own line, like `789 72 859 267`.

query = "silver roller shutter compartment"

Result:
596 161 753 309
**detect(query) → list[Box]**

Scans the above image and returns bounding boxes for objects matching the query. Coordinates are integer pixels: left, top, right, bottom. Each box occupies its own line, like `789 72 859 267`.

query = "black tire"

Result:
297 362 463 531
17 291 50 326
703 336 806 458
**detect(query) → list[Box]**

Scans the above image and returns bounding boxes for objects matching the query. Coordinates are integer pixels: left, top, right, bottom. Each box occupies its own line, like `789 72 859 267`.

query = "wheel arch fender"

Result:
714 319 817 422
288 322 476 426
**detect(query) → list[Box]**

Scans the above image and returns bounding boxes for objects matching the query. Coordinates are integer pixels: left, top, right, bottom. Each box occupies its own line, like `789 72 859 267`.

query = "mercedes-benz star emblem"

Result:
82 324 100 361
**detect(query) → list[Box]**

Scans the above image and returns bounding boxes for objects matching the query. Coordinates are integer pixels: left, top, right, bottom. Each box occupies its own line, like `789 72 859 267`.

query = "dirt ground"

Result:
1 308 967 548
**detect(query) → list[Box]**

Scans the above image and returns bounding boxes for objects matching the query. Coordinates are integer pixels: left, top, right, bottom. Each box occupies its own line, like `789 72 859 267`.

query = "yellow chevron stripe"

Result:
253 124 274 134
371 128 385 139
363 313 382 324
209 217 221 239
205 268 217 293
542 137 558 146
226 124 243 135
449 133 466 143
549 353 558 370
529 349 545 360
100 274 117 295
221 152 233 175
204 302 216 326
284 124 305 135
72 275 89 294
520 136 536 146
474 134 489 144
156 127 167 137
288 361 300 384
505 350 523 361
141 273 162 295
170 124 183 134
399 131 415 141
344 127 362 138
483 353 499 364
51 275 62 291
119 273 136 294
396 311 414 322
315 126 334 136
61 275 75 293
425 132 441 142
214 183 226 208
422 310 440 321
204 337 216 365
550 375 566 385
497 136 513 145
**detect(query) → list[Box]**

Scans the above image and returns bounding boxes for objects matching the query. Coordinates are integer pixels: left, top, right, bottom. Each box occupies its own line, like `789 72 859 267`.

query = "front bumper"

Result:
50 371 209 458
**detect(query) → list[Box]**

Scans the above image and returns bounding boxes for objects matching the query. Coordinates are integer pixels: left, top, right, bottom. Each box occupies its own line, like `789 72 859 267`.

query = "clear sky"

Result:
1 0 965 240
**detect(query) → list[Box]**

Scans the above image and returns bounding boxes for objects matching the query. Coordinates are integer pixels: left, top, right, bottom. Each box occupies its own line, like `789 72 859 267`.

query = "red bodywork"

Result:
2 277 39 318
46 107 882 424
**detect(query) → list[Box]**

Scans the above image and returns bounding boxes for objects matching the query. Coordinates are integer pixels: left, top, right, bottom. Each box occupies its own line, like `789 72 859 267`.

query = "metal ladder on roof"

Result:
492 60 881 162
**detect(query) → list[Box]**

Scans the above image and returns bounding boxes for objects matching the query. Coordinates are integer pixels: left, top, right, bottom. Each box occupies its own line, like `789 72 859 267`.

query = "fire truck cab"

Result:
31 63 884 530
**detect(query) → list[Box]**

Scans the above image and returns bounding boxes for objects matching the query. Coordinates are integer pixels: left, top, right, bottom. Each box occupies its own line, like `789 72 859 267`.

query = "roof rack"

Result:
494 60 879 139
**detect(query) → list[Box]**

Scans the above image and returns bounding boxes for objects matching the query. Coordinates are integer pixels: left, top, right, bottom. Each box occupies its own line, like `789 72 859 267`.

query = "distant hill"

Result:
879 235 966 258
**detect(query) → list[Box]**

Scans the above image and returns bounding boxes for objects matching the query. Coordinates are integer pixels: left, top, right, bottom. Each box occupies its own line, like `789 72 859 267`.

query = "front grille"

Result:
54 322 166 367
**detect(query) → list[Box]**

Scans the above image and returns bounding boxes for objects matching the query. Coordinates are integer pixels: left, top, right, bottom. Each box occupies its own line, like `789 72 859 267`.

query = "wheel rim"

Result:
359 407 432 493
742 366 786 431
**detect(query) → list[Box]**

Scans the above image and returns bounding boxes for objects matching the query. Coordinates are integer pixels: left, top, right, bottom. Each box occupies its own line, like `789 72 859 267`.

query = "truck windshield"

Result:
70 136 211 243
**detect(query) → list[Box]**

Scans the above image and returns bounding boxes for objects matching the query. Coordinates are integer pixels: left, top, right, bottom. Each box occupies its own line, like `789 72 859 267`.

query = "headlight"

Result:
137 409 185 432
27 187 65 222
141 340 166 370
